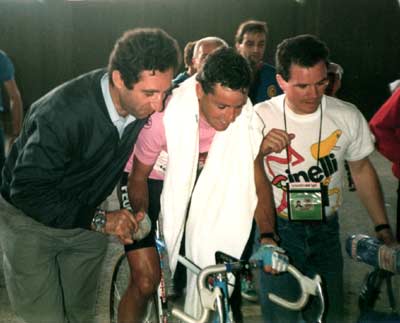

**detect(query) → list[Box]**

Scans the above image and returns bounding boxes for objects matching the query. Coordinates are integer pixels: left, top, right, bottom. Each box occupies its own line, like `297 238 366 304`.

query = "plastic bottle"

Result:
132 213 152 241
155 216 176 298
345 234 400 274
119 183 151 241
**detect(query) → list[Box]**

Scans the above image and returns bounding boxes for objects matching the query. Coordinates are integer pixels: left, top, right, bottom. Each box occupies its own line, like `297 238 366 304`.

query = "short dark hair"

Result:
196 47 252 94
183 41 196 68
235 20 268 45
108 28 181 89
275 34 330 81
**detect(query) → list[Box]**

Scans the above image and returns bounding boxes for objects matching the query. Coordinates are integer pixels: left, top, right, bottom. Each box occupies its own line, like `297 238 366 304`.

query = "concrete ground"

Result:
0 151 399 323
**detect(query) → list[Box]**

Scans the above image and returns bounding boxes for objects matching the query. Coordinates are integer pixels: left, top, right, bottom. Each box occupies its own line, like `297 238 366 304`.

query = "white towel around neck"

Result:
161 76 261 317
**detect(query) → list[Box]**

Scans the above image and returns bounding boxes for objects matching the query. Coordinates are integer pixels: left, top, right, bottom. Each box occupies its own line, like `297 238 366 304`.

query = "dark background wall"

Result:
1 0 399 121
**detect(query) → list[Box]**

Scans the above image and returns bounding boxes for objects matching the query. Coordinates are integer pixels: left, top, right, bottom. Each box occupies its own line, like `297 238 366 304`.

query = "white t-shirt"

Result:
254 94 374 218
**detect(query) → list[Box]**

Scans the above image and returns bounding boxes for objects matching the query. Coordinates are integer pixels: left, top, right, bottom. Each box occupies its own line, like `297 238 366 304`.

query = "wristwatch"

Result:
91 208 107 233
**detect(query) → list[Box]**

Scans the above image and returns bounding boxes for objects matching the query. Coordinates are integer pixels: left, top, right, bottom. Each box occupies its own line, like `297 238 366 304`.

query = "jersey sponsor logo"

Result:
265 129 342 213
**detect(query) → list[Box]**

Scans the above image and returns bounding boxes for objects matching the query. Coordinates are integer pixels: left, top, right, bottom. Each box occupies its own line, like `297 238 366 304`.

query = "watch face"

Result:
93 209 106 232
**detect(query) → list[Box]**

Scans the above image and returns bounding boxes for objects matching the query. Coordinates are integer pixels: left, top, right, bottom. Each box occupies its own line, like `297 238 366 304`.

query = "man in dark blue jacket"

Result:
0 28 180 323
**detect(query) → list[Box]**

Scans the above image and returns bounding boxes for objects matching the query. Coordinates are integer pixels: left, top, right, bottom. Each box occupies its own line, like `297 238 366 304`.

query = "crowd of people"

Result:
0 19 398 323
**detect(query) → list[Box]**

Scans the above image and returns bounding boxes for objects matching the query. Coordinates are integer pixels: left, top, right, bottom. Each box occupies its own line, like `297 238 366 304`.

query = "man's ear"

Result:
235 42 241 51
111 70 124 89
276 74 287 92
195 82 204 99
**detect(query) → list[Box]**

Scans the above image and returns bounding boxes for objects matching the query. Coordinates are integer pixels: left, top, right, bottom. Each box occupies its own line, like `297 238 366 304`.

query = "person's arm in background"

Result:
369 88 400 164
4 78 23 146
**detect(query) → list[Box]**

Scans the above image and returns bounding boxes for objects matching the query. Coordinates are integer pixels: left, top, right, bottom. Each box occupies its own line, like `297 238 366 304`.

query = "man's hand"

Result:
104 209 145 244
259 129 295 155
376 227 397 246
250 244 289 274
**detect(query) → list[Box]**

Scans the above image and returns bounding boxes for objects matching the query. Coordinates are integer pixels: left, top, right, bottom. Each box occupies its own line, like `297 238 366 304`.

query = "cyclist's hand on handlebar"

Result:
259 129 295 156
250 244 289 274
104 209 143 245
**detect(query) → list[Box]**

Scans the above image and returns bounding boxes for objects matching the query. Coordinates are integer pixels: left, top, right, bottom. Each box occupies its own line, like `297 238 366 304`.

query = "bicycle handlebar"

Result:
172 263 323 323
268 265 322 310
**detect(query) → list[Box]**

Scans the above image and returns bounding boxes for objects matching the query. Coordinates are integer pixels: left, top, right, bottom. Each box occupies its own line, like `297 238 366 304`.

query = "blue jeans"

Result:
255 215 344 323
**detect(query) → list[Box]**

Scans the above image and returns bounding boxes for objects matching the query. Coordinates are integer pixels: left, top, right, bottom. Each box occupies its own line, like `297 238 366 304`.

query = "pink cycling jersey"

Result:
125 111 216 180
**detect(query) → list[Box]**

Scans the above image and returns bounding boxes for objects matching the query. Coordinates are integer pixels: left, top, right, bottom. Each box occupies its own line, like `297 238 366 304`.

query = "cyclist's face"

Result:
111 69 174 119
196 82 248 131
277 61 329 115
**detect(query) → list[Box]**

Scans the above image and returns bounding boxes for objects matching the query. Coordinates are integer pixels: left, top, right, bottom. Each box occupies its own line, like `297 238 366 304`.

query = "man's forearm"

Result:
254 153 276 240
127 177 149 214
10 95 23 136
5 79 23 136
349 158 395 243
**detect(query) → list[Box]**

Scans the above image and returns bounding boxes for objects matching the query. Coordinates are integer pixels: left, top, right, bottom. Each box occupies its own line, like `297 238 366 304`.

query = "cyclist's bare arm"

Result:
348 157 396 245
128 155 155 214
253 129 294 245
254 152 276 246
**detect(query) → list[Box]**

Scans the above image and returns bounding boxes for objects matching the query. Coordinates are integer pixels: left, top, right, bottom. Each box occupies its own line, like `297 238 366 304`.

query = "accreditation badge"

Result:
287 182 328 222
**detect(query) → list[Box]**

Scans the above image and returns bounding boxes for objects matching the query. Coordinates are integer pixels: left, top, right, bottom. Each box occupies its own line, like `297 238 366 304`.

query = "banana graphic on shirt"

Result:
310 129 342 160
311 129 342 210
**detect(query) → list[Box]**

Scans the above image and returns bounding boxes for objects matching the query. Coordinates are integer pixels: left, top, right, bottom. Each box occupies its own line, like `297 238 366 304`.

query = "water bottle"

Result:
345 234 400 274
132 212 152 241
155 216 176 298
120 183 151 241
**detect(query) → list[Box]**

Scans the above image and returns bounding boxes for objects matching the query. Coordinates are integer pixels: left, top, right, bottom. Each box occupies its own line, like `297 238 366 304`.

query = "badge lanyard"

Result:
283 97 323 175
283 98 327 222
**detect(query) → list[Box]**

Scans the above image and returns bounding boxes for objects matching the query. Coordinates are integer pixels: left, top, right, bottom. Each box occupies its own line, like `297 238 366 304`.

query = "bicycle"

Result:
109 236 325 323
171 251 325 323
109 180 324 322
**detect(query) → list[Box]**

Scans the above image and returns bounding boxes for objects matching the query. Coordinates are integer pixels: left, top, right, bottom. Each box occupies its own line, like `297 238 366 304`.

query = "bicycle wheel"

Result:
109 253 159 323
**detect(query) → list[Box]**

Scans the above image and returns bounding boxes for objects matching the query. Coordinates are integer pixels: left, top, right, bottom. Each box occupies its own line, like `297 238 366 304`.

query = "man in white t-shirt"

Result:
253 34 396 323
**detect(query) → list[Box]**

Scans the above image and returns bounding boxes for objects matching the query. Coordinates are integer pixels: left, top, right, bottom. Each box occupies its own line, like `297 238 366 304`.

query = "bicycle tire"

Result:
109 253 158 323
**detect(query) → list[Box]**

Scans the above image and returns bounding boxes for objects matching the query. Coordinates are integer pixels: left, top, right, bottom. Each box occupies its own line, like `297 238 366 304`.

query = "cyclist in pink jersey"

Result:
119 47 293 322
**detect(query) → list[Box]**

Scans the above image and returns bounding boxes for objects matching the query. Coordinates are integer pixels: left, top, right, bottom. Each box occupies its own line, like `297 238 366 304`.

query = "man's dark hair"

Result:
108 28 181 89
235 20 268 45
183 41 196 69
196 47 252 94
275 34 330 81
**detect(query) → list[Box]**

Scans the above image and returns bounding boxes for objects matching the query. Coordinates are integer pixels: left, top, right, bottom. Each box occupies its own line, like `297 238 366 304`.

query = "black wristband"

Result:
375 224 390 233
259 232 278 242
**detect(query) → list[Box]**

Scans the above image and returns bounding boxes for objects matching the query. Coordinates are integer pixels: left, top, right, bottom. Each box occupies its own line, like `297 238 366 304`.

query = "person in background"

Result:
325 62 343 97
253 34 396 323
173 40 197 85
0 50 23 183
191 36 228 74
0 28 180 323
370 80 400 241
234 19 283 311
235 19 282 104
